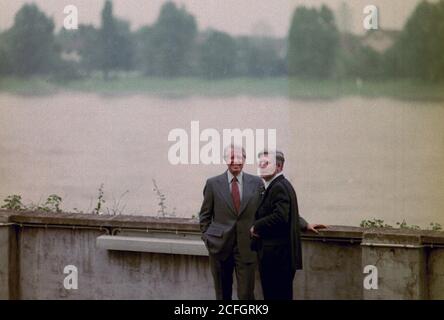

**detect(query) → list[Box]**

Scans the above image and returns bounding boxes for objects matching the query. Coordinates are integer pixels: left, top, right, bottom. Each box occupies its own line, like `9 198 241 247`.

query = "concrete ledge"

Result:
4 210 200 232
2 209 444 245
0 212 13 224
96 235 208 256
1 210 366 241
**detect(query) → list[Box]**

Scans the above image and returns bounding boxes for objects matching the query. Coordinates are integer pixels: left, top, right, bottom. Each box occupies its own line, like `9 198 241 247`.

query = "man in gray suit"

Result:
199 144 263 300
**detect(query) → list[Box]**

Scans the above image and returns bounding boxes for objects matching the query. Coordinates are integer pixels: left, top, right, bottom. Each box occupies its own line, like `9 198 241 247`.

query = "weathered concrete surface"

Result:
362 230 427 299
96 235 208 256
17 227 214 299
428 249 444 299
2 210 444 300
0 222 10 299
8 210 199 231
295 240 363 300
0 212 17 300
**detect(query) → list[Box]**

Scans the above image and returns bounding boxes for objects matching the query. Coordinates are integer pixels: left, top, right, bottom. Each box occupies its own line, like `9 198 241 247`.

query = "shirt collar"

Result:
227 170 243 184
263 172 283 189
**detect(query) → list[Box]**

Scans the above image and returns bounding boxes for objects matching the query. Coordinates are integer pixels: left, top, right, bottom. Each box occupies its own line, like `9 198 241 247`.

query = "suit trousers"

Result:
258 244 294 300
209 240 256 300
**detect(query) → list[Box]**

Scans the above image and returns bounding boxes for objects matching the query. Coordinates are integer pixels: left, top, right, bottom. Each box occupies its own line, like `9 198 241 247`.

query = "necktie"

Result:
231 176 241 214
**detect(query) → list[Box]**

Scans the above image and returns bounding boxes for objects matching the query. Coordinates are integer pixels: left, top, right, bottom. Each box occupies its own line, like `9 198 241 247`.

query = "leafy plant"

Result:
396 219 420 230
428 222 442 231
93 183 105 215
37 194 63 213
360 218 443 231
360 218 392 229
2 194 63 213
1 194 25 211
152 179 176 218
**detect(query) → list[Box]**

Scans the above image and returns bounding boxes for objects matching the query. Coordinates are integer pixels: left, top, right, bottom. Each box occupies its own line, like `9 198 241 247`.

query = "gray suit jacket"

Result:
199 171 263 263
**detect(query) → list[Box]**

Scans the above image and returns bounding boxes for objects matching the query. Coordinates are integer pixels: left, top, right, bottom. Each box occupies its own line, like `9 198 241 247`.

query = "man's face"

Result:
226 148 244 176
257 154 278 181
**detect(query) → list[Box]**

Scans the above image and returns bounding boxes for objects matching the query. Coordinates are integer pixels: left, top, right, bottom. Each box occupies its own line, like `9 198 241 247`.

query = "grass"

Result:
1 75 444 101
288 78 444 101
65 76 291 97
0 76 59 95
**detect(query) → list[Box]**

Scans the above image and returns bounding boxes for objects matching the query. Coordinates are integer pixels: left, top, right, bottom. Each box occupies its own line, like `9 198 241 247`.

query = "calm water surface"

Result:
1 92 443 226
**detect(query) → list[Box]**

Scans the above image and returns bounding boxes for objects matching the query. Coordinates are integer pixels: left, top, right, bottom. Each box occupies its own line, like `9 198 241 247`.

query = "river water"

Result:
1 92 443 227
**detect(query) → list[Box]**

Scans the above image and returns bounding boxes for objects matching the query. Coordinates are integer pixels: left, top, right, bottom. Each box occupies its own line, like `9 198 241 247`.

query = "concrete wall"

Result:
0 215 10 299
1 210 444 300
295 240 363 299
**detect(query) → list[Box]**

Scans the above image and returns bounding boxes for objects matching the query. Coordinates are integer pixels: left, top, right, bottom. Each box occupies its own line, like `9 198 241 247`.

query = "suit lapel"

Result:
238 174 253 215
216 172 237 215
258 174 285 207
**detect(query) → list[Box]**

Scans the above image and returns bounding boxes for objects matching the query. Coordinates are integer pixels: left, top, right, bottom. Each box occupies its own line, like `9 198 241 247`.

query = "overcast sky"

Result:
0 0 421 36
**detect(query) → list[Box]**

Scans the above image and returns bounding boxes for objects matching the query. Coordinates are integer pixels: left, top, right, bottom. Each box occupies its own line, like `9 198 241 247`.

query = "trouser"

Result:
209 242 256 300
258 244 294 300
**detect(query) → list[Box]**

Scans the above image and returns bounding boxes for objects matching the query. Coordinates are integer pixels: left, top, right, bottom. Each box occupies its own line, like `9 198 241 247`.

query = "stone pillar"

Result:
361 230 427 300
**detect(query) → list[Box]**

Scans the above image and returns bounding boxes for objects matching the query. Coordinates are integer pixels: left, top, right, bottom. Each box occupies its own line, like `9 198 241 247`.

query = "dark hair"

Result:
257 149 285 166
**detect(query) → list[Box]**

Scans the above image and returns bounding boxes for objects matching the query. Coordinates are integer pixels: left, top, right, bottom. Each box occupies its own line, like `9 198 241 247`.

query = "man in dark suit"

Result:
250 150 326 300
199 144 263 300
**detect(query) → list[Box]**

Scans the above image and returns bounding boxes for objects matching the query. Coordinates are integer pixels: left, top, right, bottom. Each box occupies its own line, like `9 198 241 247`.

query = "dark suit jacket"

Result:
253 174 307 274
199 171 263 263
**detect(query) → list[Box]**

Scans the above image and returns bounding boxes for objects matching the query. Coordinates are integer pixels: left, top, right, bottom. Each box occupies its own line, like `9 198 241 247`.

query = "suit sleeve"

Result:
199 179 214 234
299 216 308 231
254 183 290 236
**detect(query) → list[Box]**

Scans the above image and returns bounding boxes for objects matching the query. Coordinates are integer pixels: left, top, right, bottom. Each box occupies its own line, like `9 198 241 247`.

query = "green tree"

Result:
0 32 12 75
288 5 339 78
149 2 197 77
100 0 117 79
335 33 384 79
114 19 134 72
77 25 102 75
56 26 99 77
134 26 156 75
99 0 133 79
386 0 444 81
7 4 59 75
237 37 286 77
199 30 236 79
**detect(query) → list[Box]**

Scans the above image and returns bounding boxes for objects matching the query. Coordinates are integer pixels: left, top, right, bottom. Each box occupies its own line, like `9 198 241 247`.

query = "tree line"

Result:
0 0 443 82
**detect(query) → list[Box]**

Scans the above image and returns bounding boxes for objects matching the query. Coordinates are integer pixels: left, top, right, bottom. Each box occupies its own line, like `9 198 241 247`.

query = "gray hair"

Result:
223 144 246 159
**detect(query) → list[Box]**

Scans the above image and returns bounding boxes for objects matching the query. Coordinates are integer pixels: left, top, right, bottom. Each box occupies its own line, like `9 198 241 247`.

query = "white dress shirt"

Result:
263 172 283 189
